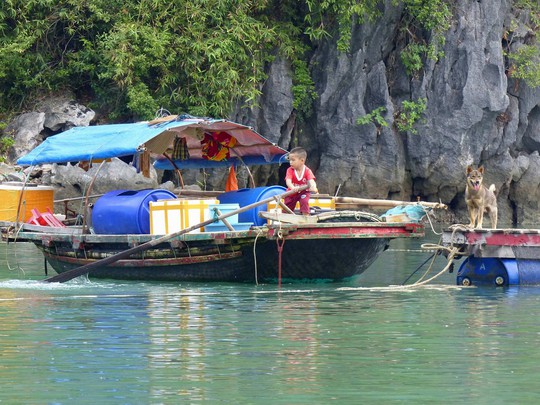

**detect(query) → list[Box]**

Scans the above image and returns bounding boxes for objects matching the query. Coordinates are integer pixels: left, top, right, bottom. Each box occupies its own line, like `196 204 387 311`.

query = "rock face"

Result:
39 98 95 132
5 96 95 163
6 112 46 163
242 0 540 226
47 159 158 199
2 97 155 214
44 159 159 215
4 0 540 226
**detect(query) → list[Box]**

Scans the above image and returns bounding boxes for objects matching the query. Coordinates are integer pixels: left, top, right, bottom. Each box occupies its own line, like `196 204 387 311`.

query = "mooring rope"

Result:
345 241 463 291
252 228 264 285
400 252 436 285
422 206 443 236
398 221 468 288
2 234 24 274
276 232 286 287
406 243 462 287
408 236 446 284
5 165 33 276
388 216 472 288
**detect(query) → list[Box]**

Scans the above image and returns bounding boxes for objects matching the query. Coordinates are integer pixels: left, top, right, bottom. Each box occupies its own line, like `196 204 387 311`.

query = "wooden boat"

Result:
5 211 423 283
6 115 430 283
442 226 540 286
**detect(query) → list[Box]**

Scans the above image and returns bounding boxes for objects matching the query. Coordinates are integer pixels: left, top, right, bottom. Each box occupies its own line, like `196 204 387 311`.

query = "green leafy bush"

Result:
0 1 284 119
507 45 540 88
0 136 14 162
394 97 427 134
292 59 317 119
505 1 540 88
397 0 450 76
3 0 538 124
357 106 388 129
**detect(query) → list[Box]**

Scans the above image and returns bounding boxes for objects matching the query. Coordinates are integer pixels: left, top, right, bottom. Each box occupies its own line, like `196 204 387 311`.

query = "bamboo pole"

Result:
334 196 447 209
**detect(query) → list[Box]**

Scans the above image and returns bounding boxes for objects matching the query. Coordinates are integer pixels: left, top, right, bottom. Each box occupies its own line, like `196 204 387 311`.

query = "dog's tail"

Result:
489 184 496 194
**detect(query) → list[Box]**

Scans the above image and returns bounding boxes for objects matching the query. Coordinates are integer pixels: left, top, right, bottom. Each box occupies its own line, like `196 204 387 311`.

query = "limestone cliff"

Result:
241 0 540 225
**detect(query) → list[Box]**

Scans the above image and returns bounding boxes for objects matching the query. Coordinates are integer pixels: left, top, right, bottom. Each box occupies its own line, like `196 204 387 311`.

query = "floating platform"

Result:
442 227 540 286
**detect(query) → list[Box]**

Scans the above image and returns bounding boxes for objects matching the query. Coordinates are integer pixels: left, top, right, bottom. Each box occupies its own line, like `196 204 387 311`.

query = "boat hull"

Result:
39 236 389 283
7 214 424 283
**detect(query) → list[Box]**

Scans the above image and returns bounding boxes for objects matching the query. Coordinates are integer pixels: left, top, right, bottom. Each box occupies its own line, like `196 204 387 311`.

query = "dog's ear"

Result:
466 165 473 174
478 166 484 174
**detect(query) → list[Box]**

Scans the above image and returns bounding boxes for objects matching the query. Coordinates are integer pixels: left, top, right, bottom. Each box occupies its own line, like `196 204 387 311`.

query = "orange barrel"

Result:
0 182 54 222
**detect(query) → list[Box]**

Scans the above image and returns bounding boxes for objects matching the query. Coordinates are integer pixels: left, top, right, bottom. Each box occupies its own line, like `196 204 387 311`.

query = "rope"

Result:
8 223 27 274
386 219 473 289
231 152 255 188
350 242 464 291
81 159 105 234
403 243 462 287
4 169 34 275
252 228 264 285
276 232 285 287
2 233 23 274
448 223 474 233
387 248 437 252
401 252 436 284
423 207 442 235
14 165 31 226
411 249 440 284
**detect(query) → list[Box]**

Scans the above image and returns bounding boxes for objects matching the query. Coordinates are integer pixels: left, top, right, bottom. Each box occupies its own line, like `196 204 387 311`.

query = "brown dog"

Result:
465 165 498 229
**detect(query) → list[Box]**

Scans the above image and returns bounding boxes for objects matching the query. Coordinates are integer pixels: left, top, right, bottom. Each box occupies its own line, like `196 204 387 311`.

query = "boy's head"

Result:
289 147 307 161
288 147 307 170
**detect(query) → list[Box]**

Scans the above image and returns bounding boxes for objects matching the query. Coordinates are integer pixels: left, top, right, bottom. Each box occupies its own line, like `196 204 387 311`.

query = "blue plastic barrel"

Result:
92 189 176 234
217 186 286 226
457 256 540 286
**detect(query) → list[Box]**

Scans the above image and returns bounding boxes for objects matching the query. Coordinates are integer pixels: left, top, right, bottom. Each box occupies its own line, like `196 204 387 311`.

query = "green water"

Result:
2 234 540 404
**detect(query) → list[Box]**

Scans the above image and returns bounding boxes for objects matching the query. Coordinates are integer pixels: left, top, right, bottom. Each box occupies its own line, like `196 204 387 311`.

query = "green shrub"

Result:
357 106 388 129
394 97 427 134
507 45 540 87
292 59 317 119
397 0 450 76
0 136 14 162
505 1 540 88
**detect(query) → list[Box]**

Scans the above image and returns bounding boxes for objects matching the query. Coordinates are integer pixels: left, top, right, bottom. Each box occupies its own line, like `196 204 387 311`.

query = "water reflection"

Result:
142 288 324 400
3 240 540 403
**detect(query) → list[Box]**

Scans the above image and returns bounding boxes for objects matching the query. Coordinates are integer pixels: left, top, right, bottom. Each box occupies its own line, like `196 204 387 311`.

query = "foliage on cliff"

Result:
505 0 540 87
0 0 537 123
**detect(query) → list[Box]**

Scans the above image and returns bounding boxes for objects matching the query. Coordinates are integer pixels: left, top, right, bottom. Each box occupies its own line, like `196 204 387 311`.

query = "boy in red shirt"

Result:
284 147 318 215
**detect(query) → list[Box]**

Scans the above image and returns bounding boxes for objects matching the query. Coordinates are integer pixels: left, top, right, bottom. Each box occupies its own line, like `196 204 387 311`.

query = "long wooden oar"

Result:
43 185 307 283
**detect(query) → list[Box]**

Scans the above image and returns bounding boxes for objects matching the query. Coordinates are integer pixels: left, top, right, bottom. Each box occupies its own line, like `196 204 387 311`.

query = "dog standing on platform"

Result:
465 165 498 229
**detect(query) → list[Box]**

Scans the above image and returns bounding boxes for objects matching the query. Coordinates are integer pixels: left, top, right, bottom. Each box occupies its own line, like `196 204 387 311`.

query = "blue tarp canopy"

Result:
17 116 288 169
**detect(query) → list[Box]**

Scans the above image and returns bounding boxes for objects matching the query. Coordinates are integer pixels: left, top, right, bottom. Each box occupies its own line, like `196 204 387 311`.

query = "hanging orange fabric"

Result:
225 165 239 191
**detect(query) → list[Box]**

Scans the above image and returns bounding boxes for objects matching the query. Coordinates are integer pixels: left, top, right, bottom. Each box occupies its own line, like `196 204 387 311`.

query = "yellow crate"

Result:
308 197 335 210
268 196 335 211
0 184 54 222
266 196 335 224
149 198 219 235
